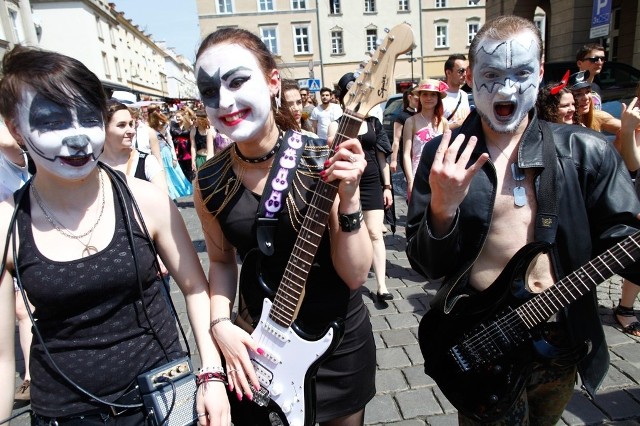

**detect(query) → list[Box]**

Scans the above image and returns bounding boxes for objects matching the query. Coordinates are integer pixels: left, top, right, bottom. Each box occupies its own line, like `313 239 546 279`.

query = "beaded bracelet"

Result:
210 317 231 329
198 365 225 374
196 371 228 387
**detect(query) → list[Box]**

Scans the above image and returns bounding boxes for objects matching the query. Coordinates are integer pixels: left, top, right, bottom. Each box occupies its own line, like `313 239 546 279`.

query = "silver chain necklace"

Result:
490 142 527 207
31 170 106 255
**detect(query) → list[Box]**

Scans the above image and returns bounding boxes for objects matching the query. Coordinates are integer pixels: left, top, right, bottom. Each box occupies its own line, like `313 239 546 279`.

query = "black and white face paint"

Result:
472 30 541 133
15 89 104 180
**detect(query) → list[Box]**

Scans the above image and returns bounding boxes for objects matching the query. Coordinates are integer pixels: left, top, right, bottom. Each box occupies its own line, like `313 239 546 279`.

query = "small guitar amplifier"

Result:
137 357 198 426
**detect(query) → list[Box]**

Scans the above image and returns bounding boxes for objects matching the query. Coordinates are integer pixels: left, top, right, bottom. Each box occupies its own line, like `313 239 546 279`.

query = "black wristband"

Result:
338 208 363 232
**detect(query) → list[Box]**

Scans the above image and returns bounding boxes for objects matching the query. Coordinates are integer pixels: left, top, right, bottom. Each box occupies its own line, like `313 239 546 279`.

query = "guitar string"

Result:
456 235 640 360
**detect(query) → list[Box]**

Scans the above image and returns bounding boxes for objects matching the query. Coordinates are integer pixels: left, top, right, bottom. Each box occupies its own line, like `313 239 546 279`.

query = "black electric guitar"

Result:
419 233 640 422
237 24 415 426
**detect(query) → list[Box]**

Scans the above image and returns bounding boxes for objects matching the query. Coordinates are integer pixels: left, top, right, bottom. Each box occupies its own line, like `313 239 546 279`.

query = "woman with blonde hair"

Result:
149 109 193 199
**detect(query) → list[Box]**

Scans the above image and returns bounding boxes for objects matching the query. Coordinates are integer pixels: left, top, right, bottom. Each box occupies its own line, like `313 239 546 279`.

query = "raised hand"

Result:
428 131 489 236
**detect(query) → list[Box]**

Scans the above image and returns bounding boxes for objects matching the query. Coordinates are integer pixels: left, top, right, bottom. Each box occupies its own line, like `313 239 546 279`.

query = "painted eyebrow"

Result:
221 66 251 81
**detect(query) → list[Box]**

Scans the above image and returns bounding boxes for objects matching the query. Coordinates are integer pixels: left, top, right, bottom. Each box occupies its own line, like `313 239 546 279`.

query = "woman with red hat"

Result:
402 79 449 201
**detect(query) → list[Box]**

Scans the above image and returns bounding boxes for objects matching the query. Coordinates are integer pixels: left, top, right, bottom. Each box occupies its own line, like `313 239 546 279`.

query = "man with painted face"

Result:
406 16 640 424
0 46 230 424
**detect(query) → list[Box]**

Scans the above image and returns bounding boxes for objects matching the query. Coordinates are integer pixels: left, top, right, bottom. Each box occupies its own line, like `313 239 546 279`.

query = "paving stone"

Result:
593 388 640 420
385 312 420 329
562 391 608 425
396 388 444 418
404 343 425 365
425 413 460 426
403 364 434 388
381 328 417 348
376 368 409 393
377 347 412 369
369 314 391 332
364 394 402 424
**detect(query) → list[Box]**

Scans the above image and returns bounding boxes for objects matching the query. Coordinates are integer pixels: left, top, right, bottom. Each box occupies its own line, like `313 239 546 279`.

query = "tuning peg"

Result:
353 70 361 78
368 49 375 56
384 28 390 33
376 38 383 46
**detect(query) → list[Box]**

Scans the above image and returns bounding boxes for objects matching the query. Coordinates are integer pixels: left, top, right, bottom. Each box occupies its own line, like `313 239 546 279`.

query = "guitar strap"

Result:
534 120 559 245
256 130 307 256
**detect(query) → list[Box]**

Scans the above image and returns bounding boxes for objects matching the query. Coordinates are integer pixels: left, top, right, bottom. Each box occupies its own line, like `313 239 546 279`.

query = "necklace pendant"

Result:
513 186 527 207
81 245 98 257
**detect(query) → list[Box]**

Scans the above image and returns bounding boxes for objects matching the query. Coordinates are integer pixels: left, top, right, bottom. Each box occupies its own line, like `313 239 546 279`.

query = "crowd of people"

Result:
1 14 640 426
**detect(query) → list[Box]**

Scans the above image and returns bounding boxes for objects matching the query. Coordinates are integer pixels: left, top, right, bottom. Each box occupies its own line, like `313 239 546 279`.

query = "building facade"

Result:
0 0 38 59
196 0 485 95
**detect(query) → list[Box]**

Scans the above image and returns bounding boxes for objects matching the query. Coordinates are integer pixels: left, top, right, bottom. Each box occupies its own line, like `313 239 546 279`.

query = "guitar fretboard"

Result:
268 113 365 328
455 230 640 371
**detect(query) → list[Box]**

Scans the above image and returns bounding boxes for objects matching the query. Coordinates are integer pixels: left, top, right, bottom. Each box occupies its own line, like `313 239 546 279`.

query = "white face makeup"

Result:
471 30 541 133
195 43 275 144
14 89 104 180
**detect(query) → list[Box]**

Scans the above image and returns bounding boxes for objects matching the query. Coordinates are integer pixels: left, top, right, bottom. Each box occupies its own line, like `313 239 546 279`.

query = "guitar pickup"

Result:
261 321 290 343
251 359 274 386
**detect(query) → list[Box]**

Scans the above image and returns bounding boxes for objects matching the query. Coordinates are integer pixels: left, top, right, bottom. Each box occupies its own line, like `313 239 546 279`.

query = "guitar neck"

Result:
516 230 640 328
268 111 365 328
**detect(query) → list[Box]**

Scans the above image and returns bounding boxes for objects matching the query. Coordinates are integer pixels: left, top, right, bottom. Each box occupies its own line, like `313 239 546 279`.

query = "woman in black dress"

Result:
193 28 375 426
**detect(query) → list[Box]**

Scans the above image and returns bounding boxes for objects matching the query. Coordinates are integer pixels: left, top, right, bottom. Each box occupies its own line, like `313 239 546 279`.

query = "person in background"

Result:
129 107 163 167
194 27 375 426
190 110 215 172
281 79 317 137
149 109 193 199
406 16 640 424
328 72 394 301
390 85 418 175
0 121 32 402
402 79 449 201
311 87 343 140
536 74 577 125
0 45 229 424
101 100 167 193
442 54 471 130
298 87 316 133
576 43 606 110
171 106 196 181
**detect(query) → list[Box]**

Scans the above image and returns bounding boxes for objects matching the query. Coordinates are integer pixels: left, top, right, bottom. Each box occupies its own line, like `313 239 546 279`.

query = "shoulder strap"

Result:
534 120 559 244
446 92 463 121
134 152 147 180
256 130 307 256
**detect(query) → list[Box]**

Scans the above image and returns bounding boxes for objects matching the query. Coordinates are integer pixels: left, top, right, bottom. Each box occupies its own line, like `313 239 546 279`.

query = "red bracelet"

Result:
196 371 228 387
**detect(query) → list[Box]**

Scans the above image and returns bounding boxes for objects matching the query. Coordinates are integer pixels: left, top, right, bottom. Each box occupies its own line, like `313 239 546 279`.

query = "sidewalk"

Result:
11 187 640 425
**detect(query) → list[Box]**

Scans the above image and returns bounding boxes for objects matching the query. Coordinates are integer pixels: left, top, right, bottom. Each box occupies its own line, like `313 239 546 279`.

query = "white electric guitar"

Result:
237 23 415 426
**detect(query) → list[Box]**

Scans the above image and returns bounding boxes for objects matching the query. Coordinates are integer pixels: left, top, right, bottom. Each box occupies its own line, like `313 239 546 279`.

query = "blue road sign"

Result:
308 79 321 92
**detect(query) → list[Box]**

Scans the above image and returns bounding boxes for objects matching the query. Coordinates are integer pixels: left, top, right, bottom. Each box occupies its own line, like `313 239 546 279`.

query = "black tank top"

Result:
194 129 207 151
16 169 182 417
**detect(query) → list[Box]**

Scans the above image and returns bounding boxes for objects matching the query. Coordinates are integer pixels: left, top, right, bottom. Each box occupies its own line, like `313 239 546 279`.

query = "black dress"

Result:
197 134 376 424
340 116 391 212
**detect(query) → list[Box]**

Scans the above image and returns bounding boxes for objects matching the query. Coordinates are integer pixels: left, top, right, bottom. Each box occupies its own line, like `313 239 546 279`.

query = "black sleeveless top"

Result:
194 129 207 151
197 136 369 343
15 168 182 417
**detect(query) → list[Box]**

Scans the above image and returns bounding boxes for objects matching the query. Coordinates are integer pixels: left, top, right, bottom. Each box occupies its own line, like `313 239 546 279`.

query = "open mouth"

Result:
494 101 516 121
60 154 92 167
221 109 250 126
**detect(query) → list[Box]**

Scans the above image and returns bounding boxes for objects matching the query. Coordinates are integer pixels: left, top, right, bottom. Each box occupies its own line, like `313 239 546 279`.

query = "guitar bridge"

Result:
250 384 271 407
450 345 471 372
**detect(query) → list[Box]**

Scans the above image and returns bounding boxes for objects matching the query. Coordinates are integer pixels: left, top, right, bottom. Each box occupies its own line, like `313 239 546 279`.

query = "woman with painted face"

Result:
194 28 375 426
101 100 168 193
0 46 230 424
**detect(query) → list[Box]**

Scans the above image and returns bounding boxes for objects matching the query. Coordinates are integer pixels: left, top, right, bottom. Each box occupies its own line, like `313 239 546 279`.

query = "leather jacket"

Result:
406 110 640 397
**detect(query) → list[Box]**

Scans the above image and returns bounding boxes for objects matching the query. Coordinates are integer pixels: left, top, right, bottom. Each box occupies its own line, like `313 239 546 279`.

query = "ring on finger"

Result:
227 368 240 373
197 413 207 418
348 154 357 163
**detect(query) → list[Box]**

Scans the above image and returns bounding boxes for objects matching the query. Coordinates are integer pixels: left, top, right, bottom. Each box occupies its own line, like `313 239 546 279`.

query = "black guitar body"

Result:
419 241 554 422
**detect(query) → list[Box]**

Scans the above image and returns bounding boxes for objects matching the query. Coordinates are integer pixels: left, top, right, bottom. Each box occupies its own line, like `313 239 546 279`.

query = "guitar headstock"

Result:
343 23 415 116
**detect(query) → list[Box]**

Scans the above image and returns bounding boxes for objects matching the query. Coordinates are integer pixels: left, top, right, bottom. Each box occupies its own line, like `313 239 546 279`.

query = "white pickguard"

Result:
250 298 336 426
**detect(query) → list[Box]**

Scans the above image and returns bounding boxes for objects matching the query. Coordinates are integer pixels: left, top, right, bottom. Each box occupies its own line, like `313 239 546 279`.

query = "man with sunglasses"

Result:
442 54 471 130
576 43 606 110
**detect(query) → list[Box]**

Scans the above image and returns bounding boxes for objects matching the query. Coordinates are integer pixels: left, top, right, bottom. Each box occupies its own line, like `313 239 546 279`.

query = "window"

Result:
291 0 306 9
365 0 376 13
218 0 233 14
8 9 25 43
435 23 448 48
114 58 122 80
259 0 274 11
366 28 377 52
95 16 103 40
467 22 479 45
109 25 117 46
435 0 447 8
330 0 341 14
102 52 110 78
331 30 344 55
260 27 279 55
293 26 311 54
398 0 409 11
